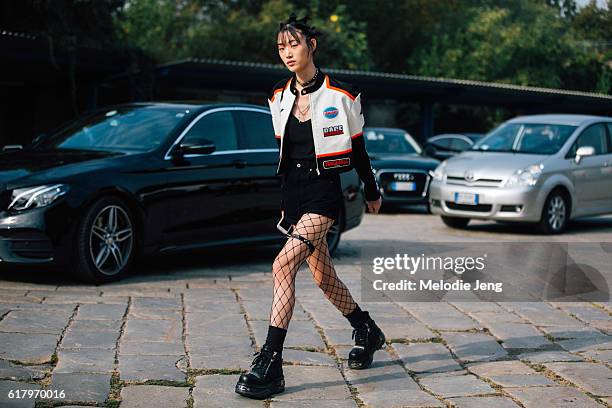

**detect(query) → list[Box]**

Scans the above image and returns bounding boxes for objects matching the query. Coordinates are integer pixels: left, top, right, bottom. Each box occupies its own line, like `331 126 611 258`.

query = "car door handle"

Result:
232 159 247 168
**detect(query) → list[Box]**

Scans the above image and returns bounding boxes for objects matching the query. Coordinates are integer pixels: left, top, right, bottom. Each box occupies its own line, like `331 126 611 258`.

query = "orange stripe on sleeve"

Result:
269 88 282 102
269 79 292 102
324 75 356 101
351 132 363 139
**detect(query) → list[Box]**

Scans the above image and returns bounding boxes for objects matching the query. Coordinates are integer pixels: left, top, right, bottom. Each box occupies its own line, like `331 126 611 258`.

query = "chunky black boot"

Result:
235 344 285 399
348 317 386 369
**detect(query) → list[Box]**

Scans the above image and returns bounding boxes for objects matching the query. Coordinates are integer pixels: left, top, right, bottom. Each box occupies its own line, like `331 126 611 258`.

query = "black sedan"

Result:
0 103 366 284
364 127 440 211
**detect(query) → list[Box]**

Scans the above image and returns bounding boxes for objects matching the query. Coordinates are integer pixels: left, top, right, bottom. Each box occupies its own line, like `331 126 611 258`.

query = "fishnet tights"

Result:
269 212 358 329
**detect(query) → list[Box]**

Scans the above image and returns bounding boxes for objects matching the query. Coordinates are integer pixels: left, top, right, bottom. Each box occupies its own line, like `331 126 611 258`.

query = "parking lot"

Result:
1 209 611 407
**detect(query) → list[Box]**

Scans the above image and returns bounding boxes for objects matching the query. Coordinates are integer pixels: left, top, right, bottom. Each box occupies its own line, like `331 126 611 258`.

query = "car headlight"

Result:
8 184 70 211
431 161 447 181
503 164 543 187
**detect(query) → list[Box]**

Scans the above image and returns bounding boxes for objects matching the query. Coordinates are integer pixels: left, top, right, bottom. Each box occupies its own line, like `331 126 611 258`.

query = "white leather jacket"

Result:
268 70 381 201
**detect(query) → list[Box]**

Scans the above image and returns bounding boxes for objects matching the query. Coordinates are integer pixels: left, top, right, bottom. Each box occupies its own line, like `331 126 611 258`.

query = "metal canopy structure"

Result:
103 58 612 139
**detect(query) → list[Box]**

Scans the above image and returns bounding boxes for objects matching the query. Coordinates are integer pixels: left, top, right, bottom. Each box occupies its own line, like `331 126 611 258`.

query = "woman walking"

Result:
235 12 385 399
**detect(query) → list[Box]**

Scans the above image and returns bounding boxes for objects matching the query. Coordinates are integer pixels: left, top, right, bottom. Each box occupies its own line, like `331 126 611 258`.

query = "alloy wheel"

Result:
89 205 134 275
547 195 566 232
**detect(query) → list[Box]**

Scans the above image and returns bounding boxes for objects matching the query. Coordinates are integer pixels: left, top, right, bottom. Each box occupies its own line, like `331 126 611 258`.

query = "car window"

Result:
235 110 276 149
365 129 419 154
473 123 576 154
607 123 612 153
431 137 453 149
33 106 189 152
473 124 517 151
451 138 472 151
567 123 608 157
182 111 238 152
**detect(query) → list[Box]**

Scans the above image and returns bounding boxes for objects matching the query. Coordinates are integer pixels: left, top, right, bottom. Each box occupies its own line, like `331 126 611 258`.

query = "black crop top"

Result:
282 113 380 201
285 114 315 159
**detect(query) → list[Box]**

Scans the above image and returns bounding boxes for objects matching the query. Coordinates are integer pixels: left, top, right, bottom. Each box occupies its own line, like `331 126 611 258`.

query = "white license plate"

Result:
454 192 479 205
390 181 416 191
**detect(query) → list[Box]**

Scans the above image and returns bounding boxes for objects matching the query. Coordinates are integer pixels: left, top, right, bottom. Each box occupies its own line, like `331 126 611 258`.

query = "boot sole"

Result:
235 377 285 399
348 331 386 370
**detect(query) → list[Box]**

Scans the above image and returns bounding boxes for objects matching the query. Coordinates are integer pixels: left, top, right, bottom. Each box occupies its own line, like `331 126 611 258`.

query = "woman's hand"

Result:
366 197 382 214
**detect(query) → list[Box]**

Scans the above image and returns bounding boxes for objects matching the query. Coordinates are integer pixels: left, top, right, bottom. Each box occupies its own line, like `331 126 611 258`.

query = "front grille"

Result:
379 170 429 197
446 176 502 188
445 201 492 212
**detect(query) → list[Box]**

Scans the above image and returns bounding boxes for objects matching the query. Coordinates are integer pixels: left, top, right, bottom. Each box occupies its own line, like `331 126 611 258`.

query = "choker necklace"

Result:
296 68 319 87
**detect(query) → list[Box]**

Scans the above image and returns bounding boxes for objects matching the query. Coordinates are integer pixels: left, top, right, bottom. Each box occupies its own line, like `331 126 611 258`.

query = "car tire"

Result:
441 216 470 229
70 196 137 284
537 189 569 234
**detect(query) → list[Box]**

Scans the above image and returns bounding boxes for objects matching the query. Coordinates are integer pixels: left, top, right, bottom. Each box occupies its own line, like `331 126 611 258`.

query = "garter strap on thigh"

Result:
287 232 315 254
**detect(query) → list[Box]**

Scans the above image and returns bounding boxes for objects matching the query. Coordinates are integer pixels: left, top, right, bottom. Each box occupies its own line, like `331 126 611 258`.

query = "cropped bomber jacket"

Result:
267 69 381 201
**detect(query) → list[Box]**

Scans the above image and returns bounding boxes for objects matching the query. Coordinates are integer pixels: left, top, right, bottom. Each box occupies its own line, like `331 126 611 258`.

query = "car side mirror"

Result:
2 144 23 152
574 145 595 164
172 138 216 158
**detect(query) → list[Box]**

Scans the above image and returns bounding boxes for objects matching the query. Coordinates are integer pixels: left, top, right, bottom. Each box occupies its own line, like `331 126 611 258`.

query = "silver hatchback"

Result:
429 114 612 234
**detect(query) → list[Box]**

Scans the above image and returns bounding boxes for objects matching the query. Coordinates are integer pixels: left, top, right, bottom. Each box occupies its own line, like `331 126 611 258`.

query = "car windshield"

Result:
364 129 421 154
471 123 576 155
32 106 191 153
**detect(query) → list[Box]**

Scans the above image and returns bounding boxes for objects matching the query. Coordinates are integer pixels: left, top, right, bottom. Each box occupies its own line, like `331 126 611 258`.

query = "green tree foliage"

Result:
114 0 611 94
407 0 610 93
114 0 371 69
8 1 607 97
572 0 612 43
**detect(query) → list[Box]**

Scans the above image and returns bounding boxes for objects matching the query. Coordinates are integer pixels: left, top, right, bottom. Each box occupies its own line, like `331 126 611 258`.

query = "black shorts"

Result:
281 158 342 226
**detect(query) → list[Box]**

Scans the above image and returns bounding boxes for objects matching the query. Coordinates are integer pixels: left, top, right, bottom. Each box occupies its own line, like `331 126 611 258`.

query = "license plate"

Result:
454 192 479 205
390 181 416 191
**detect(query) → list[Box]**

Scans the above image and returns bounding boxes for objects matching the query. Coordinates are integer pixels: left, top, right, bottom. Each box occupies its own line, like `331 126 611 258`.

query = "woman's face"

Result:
277 29 315 73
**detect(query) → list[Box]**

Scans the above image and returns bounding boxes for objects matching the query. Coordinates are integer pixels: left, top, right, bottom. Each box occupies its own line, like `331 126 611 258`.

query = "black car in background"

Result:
363 127 440 212
0 103 365 283
423 133 485 161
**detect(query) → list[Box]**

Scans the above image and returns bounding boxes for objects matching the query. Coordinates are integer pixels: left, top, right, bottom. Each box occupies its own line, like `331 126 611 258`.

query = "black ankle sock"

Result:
265 325 287 353
344 305 370 328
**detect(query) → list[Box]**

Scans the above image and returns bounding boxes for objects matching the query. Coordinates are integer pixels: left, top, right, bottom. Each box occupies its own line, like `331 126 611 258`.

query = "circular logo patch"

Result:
323 106 339 119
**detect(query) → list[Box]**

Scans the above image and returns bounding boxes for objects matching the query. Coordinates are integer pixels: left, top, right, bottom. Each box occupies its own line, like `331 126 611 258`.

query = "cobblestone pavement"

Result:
1 210 611 407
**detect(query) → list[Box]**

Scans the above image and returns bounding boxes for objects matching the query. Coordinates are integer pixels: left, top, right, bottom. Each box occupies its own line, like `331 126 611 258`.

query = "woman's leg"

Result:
235 212 336 399
305 220 387 370
269 212 336 329
305 236 358 315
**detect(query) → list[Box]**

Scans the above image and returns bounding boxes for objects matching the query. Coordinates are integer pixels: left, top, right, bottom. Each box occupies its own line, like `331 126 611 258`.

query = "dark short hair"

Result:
277 12 323 56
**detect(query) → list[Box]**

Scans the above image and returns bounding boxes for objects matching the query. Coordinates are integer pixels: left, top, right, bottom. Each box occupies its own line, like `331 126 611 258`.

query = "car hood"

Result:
370 154 440 170
0 149 124 189
443 151 549 180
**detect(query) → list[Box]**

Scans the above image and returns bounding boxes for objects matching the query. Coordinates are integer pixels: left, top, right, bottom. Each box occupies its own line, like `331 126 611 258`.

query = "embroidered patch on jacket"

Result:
323 106 339 119
323 158 351 168
323 125 344 137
